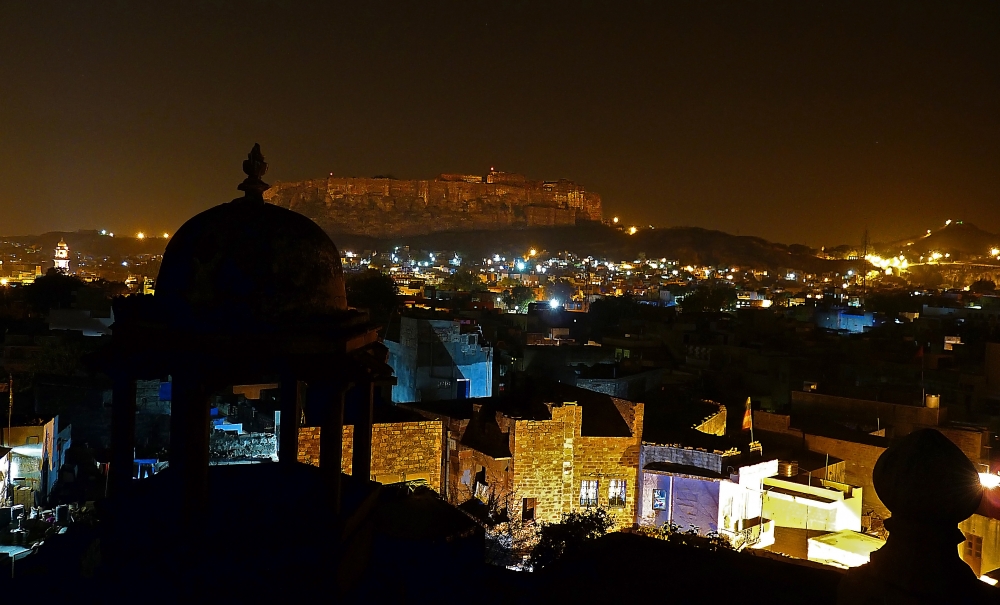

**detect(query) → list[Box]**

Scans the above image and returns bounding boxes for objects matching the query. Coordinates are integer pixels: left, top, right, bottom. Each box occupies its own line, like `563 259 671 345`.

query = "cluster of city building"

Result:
0 153 996 601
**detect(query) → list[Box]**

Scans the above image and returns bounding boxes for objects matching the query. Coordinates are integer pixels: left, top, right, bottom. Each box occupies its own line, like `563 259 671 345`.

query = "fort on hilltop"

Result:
263 169 603 238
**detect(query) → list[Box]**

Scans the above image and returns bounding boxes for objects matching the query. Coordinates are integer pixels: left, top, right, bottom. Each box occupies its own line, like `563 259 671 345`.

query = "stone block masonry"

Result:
297 421 444 494
264 172 603 238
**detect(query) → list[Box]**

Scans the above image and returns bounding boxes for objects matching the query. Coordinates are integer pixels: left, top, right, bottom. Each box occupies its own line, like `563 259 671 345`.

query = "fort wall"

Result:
264 172 603 238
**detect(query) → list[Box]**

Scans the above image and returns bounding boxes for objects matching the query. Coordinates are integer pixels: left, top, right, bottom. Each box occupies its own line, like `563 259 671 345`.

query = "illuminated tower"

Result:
53 238 70 273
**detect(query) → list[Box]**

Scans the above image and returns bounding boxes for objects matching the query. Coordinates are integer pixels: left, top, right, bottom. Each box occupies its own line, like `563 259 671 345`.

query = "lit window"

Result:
609 479 627 508
652 489 667 511
580 480 598 508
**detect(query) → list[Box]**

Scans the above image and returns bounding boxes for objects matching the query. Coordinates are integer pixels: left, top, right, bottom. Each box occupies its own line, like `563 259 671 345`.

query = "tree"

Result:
588 295 641 337
542 278 575 303
445 269 487 292
502 285 535 313
679 286 737 313
345 270 399 328
23 269 86 315
971 279 997 294
528 508 615 570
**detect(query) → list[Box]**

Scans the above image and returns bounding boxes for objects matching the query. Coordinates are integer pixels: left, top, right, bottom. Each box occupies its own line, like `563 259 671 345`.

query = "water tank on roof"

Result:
925 394 940 409
778 460 799 477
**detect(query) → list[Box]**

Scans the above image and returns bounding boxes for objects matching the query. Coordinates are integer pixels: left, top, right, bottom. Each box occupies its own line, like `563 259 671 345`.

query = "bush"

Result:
528 508 615 570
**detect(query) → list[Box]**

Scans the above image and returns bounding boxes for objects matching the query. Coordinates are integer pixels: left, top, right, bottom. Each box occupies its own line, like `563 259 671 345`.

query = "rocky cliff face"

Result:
263 171 602 238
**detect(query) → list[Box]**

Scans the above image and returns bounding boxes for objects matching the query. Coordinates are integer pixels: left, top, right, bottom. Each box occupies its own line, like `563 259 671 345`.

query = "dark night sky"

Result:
1 1 996 246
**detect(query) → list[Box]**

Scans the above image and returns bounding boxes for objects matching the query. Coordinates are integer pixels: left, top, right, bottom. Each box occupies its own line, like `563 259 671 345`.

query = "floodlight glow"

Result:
136 232 145 239
549 299 560 309
979 473 1000 489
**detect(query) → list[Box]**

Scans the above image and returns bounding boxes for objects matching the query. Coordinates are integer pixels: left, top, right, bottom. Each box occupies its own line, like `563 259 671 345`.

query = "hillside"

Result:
4 224 854 275
334 223 852 273
881 222 1000 257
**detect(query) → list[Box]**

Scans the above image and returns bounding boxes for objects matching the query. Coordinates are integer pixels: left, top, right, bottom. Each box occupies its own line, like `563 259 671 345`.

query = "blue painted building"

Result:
386 316 493 403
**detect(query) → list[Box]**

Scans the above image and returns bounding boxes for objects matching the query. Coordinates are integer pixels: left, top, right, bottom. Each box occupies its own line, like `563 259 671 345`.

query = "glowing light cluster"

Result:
865 254 909 270
980 472 1000 489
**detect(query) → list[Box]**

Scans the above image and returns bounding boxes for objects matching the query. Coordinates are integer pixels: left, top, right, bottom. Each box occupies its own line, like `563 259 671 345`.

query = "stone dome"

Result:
154 145 347 326
873 428 983 525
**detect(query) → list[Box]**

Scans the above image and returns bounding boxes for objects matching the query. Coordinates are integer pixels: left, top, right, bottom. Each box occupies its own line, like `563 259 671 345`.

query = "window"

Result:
580 480 598 507
474 467 489 501
609 480 626 508
964 533 983 559
522 497 537 522
652 489 667 511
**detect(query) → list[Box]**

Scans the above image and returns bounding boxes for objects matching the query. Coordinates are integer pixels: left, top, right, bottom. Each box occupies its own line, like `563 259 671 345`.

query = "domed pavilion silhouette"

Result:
101 145 393 550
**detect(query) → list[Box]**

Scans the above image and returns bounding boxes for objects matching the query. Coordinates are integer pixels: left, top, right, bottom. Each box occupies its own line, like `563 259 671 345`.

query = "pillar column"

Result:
169 372 210 517
321 383 348 516
279 377 303 464
351 381 374 485
110 373 137 498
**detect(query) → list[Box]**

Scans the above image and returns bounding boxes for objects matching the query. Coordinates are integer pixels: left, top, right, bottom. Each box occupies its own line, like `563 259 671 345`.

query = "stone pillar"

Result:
169 373 210 516
351 381 374 484
279 377 303 464
110 373 137 497
321 383 348 516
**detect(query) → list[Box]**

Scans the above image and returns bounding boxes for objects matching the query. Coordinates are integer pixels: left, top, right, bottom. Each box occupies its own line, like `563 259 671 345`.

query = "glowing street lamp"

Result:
136 232 145 240
628 226 638 235
979 473 1000 489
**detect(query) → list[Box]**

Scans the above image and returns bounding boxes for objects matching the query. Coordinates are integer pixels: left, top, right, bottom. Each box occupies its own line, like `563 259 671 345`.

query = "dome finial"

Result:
237 143 270 199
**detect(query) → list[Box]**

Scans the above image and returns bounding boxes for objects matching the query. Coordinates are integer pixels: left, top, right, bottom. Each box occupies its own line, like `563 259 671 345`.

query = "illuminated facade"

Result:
53 238 70 273
402 381 644 530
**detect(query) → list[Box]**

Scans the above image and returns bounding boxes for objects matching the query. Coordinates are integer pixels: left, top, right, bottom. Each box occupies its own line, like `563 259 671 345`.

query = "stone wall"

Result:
508 402 644 530
790 391 944 437
297 421 444 493
803 434 888 519
264 173 602 238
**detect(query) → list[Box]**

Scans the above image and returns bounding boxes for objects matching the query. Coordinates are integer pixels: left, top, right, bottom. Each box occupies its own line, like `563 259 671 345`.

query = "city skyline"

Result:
1 2 997 245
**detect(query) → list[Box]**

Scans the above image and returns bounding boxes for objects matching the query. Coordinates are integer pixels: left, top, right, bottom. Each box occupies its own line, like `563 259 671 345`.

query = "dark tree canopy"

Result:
543 278 575 303
679 286 737 313
970 279 997 294
23 269 86 315
502 285 535 313
345 270 399 328
445 269 487 292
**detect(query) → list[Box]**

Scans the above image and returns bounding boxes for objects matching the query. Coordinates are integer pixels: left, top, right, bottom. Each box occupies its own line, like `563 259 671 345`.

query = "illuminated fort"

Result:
263 169 603 238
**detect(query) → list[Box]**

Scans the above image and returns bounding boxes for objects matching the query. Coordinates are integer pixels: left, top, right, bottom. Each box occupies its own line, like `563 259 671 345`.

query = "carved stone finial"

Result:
237 143 270 199
838 429 997 603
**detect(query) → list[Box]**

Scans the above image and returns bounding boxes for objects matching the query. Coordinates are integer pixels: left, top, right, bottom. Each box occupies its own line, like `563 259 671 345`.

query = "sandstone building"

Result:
263 168 603 238
401 380 644 530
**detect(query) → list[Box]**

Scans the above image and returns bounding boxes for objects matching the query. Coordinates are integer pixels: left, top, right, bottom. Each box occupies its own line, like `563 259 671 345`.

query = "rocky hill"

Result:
882 221 1000 257
263 170 602 238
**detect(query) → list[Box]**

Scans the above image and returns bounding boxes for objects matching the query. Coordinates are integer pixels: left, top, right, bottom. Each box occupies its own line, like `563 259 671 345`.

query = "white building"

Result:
53 238 70 273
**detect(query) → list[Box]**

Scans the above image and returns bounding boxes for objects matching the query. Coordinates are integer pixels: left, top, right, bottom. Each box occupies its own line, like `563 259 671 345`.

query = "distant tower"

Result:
54 238 70 273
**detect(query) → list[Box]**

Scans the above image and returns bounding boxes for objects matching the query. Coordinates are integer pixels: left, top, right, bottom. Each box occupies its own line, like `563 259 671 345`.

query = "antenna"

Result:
861 226 870 306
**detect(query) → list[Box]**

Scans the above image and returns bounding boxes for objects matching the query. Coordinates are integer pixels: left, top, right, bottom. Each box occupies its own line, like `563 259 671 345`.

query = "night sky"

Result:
1 1 996 246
